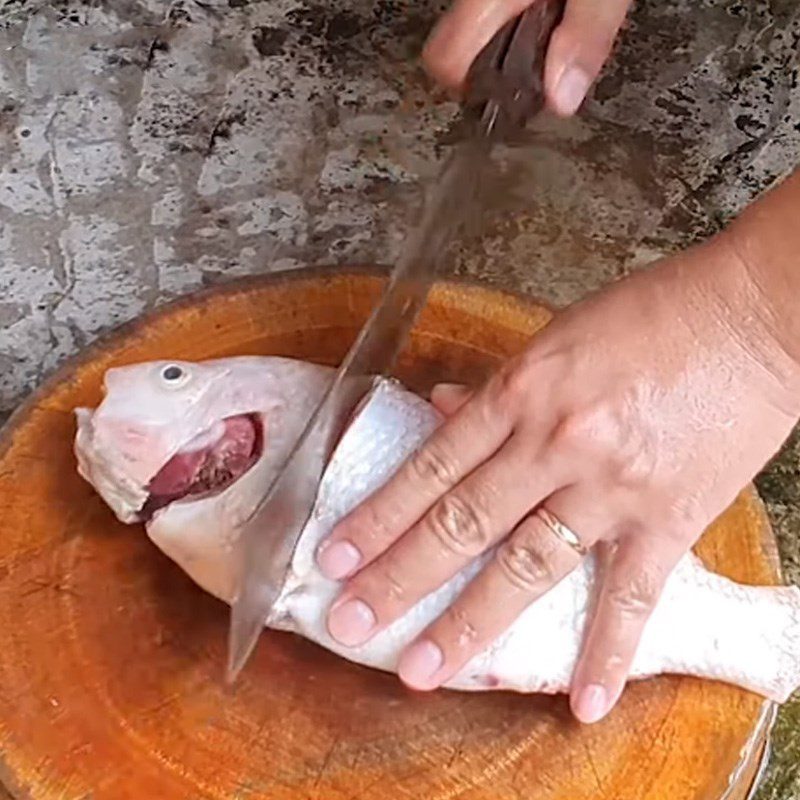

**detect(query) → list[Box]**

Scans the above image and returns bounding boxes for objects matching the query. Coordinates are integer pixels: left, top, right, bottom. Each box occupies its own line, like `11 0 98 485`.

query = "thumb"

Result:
544 0 633 116
430 383 473 416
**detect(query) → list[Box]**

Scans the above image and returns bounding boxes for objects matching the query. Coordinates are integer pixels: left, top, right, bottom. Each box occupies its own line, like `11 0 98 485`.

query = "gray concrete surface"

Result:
1 0 799 796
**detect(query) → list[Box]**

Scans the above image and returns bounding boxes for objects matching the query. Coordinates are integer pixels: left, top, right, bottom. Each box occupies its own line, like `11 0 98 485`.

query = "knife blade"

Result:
225 0 565 684
225 136 485 685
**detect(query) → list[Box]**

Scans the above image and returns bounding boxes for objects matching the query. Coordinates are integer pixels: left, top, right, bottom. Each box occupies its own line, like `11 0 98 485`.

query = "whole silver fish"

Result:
74 356 800 702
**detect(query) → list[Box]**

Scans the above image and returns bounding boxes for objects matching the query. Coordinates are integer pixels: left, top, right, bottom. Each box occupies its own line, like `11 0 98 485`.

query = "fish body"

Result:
74 356 800 702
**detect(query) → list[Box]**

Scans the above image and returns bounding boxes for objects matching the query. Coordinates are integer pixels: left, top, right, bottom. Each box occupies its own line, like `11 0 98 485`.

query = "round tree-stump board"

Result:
0 269 779 800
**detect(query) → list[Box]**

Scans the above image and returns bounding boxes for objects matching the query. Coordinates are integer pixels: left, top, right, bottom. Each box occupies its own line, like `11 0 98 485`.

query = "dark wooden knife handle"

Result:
463 0 566 132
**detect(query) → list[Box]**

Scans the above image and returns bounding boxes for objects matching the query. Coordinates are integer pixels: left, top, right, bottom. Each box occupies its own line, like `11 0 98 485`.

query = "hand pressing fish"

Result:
74 356 800 704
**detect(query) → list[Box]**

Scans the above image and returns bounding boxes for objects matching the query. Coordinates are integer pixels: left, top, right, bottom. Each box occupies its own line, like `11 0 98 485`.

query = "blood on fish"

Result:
142 414 262 517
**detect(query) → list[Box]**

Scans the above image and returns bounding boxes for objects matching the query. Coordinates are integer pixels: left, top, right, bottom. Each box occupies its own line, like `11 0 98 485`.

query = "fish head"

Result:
75 355 334 527
75 358 269 523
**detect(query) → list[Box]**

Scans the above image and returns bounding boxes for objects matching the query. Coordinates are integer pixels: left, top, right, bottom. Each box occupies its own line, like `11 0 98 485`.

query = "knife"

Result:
225 0 566 684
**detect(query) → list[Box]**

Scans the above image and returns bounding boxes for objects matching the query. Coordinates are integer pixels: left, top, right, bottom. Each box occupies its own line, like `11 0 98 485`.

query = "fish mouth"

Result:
140 413 264 520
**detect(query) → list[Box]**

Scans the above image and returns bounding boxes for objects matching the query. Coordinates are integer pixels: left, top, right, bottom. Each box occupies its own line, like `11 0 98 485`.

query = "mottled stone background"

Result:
0 0 798 797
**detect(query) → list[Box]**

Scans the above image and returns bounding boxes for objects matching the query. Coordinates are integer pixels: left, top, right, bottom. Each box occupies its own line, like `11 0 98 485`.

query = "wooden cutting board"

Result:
0 269 779 800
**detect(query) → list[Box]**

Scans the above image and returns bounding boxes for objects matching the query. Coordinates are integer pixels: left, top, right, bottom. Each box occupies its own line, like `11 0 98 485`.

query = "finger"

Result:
422 0 533 92
569 535 682 723
395 486 604 690
325 439 562 647
316 377 515 581
430 383 473 417
544 0 633 116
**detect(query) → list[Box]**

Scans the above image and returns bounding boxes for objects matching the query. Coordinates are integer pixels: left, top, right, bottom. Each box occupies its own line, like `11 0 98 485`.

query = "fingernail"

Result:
433 382 465 393
327 598 376 646
572 684 609 724
553 65 591 116
397 640 444 690
317 540 362 580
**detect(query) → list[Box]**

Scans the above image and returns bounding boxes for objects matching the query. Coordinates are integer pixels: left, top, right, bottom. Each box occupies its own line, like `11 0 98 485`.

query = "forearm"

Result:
725 168 800 368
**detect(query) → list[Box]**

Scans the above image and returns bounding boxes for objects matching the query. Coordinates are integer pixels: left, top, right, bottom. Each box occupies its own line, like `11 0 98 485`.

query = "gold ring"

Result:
535 507 588 557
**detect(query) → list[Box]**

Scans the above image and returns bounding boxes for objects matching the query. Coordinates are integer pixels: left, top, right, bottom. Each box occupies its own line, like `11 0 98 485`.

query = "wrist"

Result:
655 223 800 404
713 231 800 390
724 170 800 373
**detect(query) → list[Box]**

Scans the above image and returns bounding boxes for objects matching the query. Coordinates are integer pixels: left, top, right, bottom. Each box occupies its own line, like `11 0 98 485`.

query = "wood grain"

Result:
0 269 778 799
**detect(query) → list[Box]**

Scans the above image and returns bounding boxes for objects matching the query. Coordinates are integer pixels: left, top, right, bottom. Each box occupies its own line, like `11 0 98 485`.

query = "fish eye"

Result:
160 364 189 386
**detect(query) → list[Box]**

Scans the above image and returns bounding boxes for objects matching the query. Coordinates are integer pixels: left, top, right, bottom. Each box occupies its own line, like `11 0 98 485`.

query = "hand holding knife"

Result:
226 0 566 685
